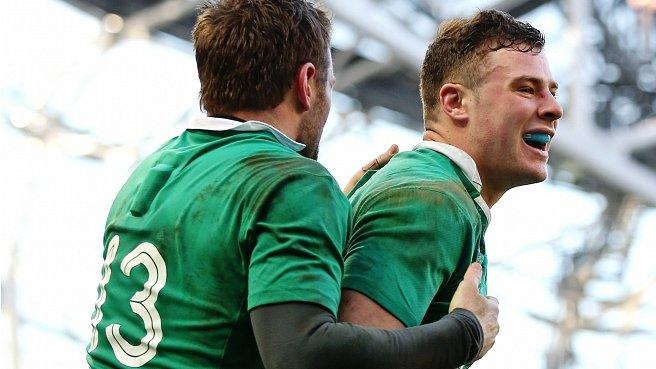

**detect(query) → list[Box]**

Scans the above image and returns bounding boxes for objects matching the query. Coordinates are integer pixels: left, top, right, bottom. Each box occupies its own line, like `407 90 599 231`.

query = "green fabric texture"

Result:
87 129 349 369
343 147 488 328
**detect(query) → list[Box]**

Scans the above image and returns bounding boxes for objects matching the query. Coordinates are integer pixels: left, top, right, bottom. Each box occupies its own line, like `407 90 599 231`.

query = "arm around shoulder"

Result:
251 302 483 369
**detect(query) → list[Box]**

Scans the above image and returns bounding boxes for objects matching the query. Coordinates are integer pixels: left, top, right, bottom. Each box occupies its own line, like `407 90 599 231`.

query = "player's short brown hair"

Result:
420 10 545 120
193 0 331 115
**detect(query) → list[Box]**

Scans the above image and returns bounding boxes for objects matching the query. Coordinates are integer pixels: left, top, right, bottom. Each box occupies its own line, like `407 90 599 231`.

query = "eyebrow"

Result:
513 75 559 90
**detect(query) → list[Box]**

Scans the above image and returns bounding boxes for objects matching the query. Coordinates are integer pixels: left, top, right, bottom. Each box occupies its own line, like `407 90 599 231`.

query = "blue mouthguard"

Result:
522 133 551 144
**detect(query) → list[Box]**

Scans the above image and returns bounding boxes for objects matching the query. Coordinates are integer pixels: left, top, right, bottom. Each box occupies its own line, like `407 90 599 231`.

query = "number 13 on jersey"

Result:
88 235 168 367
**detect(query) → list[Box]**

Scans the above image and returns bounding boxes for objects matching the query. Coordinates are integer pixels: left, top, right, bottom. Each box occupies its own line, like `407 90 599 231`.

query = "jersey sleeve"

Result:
342 186 474 327
247 170 351 316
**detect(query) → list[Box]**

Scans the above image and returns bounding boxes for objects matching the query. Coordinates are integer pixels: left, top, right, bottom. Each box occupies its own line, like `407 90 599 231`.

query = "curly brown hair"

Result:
420 9 545 121
193 0 331 115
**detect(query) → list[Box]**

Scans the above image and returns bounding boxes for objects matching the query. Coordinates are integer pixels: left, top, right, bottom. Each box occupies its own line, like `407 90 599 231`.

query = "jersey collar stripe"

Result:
473 196 492 223
188 116 306 152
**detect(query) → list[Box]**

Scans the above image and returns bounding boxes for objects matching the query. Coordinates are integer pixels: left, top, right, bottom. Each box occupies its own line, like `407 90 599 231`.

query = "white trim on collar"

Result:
188 116 306 152
414 141 491 222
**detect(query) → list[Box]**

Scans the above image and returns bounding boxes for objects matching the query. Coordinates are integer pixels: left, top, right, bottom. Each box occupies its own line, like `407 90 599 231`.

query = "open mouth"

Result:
522 132 551 151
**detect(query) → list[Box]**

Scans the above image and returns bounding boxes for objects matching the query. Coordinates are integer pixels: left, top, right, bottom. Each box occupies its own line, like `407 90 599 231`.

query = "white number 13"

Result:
89 235 168 367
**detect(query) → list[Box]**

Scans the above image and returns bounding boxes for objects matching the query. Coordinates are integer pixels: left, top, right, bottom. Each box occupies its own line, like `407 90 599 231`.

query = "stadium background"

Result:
1 0 655 368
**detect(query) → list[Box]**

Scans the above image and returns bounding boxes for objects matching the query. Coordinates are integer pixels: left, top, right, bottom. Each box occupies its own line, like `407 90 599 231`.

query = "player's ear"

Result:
295 62 316 112
439 83 469 125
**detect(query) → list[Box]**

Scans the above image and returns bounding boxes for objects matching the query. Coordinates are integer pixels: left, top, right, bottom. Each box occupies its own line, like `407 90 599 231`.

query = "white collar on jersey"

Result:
414 140 491 222
188 116 306 152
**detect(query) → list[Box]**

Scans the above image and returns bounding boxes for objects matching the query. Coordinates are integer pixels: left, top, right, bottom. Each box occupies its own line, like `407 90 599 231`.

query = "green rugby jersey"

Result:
343 141 490 328
87 117 350 369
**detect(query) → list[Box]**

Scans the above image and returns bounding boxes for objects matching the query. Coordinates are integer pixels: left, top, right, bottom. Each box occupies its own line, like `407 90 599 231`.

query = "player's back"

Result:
87 129 328 369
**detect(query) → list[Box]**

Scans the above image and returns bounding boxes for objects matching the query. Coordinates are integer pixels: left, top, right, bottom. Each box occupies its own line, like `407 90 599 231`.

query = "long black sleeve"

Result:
251 303 482 369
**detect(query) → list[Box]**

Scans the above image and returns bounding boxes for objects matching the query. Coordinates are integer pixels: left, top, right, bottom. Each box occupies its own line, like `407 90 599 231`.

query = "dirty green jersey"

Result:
343 145 489 328
87 127 349 368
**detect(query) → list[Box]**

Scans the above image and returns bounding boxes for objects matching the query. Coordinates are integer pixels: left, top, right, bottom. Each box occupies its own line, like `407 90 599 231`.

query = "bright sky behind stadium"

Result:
1 1 654 368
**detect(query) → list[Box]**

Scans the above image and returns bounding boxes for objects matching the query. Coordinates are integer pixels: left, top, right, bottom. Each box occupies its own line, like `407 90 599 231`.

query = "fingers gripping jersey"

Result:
87 129 350 369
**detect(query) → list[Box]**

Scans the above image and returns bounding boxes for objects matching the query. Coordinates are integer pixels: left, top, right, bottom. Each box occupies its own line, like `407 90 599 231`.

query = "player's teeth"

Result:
522 133 550 145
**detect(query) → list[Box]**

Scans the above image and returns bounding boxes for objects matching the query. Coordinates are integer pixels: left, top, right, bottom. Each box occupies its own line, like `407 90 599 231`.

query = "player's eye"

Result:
518 86 534 94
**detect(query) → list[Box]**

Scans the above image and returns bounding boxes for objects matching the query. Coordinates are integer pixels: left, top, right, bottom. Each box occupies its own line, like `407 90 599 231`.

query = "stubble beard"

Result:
297 92 329 160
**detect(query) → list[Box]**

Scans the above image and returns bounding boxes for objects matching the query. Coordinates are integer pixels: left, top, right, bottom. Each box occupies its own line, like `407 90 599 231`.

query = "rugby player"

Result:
87 1 499 368
339 9 563 364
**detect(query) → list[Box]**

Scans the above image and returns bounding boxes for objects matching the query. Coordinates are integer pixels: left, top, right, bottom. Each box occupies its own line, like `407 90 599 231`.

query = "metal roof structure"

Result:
3 1 655 368
47 0 656 207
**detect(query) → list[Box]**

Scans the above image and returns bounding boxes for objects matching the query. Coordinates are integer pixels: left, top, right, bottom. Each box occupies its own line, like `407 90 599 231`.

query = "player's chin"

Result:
507 163 549 188
519 165 549 185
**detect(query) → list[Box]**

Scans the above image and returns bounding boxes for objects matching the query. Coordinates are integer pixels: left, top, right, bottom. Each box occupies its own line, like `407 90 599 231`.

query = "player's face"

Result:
298 54 335 160
464 48 563 192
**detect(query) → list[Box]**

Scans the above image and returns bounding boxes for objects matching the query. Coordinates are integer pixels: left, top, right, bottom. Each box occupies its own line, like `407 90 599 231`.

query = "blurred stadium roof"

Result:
22 0 655 207
2 2 655 368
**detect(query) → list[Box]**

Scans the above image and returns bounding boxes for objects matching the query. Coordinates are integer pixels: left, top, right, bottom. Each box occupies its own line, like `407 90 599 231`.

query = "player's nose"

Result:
538 93 563 122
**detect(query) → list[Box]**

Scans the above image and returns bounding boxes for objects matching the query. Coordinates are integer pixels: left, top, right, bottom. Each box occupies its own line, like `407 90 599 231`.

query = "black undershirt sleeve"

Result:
250 302 483 369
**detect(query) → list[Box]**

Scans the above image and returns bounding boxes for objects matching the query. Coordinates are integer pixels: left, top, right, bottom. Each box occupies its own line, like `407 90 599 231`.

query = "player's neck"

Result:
219 108 301 142
478 163 515 208
480 185 504 208
422 128 450 144
424 129 506 208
